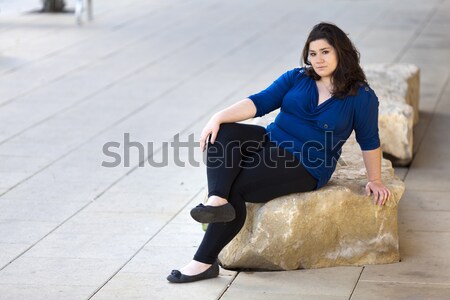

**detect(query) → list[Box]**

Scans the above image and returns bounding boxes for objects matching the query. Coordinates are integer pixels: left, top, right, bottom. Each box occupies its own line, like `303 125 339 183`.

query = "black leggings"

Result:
193 123 318 264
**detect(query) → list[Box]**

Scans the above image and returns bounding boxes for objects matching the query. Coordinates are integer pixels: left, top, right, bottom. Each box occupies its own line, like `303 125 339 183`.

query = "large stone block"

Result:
378 99 414 163
364 63 420 125
364 64 420 163
218 135 405 270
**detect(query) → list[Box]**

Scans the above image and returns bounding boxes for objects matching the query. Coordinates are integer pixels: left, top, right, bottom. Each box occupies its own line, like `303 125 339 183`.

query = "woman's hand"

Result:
365 179 391 206
199 116 221 152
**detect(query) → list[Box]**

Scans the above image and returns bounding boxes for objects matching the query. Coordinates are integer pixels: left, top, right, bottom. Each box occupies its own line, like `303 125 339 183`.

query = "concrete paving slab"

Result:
90 271 234 300
412 135 450 165
394 167 408 181
401 48 450 67
399 209 450 232
223 267 362 298
0 256 124 286
0 155 48 173
0 219 59 244
399 190 450 211
148 222 204 248
0 242 30 267
23 232 151 260
222 291 347 300
361 256 450 285
0 283 96 300
399 231 450 259
0 171 35 190
52 211 168 236
0 196 86 222
413 68 450 113
351 281 450 300
404 169 450 191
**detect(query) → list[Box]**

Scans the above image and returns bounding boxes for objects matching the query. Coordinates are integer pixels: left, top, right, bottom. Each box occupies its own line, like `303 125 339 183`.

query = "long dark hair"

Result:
301 22 367 98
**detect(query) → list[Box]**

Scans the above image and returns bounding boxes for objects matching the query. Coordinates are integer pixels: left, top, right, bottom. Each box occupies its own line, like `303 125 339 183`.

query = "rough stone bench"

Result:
215 67 412 269
364 64 420 165
218 134 405 270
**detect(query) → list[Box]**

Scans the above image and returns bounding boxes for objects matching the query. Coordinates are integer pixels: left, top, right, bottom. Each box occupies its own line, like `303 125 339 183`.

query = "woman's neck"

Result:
318 77 334 92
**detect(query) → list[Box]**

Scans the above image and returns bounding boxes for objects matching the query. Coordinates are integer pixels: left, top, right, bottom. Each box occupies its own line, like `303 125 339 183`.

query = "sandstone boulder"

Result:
218 134 405 270
364 63 420 125
364 63 420 163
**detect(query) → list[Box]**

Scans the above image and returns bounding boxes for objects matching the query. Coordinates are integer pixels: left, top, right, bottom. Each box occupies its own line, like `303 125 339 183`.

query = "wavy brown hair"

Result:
301 22 367 98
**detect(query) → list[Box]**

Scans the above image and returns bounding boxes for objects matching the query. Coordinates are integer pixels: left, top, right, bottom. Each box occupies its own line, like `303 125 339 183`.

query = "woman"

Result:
167 22 391 283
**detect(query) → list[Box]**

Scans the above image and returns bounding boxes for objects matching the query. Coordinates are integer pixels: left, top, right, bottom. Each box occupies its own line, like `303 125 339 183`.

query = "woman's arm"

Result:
199 98 257 152
362 147 391 206
212 98 257 124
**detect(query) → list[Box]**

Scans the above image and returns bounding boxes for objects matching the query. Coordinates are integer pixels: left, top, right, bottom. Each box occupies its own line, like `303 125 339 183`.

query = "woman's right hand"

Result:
199 116 221 152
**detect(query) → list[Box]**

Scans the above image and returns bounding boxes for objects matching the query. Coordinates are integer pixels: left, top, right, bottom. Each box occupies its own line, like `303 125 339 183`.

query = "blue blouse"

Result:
248 67 380 189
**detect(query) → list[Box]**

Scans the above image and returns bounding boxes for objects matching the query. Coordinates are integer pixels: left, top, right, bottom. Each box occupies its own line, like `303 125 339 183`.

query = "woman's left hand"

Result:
365 179 391 206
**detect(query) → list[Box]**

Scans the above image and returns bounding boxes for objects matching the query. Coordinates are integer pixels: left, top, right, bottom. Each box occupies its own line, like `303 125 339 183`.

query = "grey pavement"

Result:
0 0 449 299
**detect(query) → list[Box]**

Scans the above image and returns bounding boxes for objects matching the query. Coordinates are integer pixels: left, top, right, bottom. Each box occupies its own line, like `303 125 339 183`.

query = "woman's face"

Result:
308 39 338 79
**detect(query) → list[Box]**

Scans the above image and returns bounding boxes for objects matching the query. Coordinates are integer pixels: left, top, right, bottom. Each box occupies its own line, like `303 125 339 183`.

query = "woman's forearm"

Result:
212 98 257 124
361 147 382 182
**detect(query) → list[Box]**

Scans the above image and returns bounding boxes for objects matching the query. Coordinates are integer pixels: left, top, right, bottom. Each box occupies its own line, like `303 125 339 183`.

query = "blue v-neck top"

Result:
248 67 380 189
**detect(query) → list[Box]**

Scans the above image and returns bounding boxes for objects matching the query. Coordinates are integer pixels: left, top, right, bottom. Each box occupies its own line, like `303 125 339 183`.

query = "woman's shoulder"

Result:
294 67 308 76
283 67 308 82
354 82 377 100
349 82 378 111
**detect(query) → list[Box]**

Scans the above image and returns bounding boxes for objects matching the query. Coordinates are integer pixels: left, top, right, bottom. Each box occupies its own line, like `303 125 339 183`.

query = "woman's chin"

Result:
315 69 332 77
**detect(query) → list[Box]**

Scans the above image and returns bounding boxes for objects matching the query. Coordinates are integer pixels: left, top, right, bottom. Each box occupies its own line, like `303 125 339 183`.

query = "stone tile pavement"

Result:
0 0 449 299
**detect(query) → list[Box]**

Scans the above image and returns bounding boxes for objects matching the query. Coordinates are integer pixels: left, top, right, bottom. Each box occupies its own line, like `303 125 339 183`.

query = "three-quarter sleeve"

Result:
248 69 298 117
353 86 381 151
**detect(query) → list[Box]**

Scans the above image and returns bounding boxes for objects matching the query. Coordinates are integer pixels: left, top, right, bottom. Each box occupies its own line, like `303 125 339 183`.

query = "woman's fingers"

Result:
379 190 386 205
367 181 391 206
200 129 214 152
210 129 218 145
375 189 391 206
373 189 380 205
381 189 391 205
199 131 209 152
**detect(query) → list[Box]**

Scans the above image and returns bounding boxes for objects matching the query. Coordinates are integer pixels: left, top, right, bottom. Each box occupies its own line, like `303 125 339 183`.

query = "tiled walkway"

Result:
0 0 449 299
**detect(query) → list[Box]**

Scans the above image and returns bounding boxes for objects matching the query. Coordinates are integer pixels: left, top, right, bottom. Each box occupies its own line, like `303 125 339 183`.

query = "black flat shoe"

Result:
167 260 219 283
190 203 236 223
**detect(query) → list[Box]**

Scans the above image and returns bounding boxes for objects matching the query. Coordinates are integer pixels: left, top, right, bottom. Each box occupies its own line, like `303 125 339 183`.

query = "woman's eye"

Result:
310 53 316 57
323 51 329 54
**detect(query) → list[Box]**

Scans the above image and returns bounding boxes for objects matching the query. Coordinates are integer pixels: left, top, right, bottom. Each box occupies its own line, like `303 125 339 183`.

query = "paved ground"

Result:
0 0 449 299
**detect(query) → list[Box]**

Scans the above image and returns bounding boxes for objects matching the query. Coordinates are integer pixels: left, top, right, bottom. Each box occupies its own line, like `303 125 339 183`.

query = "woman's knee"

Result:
214 123 242 142
215 123 266 143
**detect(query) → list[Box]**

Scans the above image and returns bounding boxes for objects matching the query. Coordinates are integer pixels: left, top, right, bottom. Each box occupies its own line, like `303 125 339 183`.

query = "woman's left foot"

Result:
167 260 219 283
